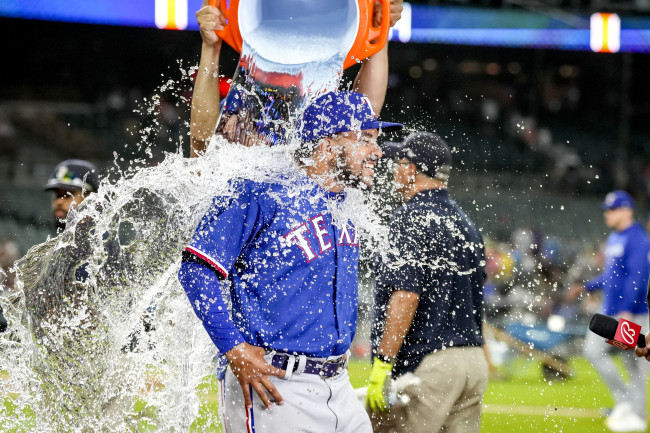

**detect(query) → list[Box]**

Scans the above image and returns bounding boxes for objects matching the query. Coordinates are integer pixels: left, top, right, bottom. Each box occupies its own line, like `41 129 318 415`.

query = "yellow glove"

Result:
365 356 393 412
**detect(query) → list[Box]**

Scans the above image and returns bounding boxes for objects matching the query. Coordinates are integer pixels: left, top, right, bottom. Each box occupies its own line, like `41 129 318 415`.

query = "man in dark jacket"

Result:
367 132 488 433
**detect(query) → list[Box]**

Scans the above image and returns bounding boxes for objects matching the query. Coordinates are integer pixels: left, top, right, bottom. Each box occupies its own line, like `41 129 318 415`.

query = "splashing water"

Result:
217 0 358 146
0 1 395 430
0 131 387 432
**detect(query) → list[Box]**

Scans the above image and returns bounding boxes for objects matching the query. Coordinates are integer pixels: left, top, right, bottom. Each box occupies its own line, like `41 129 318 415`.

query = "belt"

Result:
269 352 347 379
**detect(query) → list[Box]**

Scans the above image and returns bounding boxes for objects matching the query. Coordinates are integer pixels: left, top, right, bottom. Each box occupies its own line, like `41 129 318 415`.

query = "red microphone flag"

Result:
607 318 642 350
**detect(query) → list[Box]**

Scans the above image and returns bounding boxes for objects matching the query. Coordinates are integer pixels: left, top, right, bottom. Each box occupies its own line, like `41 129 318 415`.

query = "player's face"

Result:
604 207 632 230
330 129 381 189
52 188 86 224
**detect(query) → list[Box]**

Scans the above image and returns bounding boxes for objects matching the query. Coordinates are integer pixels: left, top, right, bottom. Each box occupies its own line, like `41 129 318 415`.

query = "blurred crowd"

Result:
483 226 605 329
383 50 650 200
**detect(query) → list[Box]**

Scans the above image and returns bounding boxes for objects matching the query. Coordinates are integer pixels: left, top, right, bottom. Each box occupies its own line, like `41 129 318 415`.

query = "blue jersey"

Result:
585 222 650 315
178 177 360 357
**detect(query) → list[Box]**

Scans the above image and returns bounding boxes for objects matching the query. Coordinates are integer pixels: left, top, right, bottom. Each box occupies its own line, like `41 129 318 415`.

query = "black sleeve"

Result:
0 305 7 333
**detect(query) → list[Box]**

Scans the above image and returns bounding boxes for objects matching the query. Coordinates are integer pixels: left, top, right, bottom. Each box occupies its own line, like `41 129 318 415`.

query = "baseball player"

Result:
571 190 650 432
177 91 401 433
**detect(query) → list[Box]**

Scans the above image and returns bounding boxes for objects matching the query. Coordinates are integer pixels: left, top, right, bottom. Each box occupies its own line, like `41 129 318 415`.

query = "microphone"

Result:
589 313 645 350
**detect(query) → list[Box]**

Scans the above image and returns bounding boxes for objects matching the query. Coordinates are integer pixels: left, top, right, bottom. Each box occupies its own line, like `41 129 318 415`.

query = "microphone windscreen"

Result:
589 313 618 339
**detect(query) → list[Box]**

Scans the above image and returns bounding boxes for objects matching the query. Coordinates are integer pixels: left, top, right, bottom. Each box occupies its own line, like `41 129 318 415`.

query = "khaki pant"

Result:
370 346 488 433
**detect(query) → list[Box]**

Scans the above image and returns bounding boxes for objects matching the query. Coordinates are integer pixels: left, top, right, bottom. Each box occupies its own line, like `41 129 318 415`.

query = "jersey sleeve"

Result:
178 260 245 354
184 181 271 278
377 208 438 295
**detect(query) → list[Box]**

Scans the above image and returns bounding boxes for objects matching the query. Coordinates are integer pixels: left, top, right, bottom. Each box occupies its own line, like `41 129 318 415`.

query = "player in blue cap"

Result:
569 190 650 432
178 90 402 433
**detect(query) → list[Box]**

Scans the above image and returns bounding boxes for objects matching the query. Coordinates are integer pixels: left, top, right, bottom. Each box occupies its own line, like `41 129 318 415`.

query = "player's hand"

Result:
372 0 404 28
389 0 404 27
225 342 285 410
365 357 393 412
635 332 650 361
196 0 227 47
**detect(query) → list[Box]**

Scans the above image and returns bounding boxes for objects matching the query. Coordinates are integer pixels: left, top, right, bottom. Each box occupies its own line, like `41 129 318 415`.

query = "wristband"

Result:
376 353 395 365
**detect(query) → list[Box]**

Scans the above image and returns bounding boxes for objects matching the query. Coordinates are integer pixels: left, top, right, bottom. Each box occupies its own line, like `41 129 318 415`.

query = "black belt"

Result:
270 353 347 379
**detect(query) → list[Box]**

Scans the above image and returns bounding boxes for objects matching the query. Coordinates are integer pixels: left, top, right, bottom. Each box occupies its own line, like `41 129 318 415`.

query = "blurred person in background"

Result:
569 190 650 432
366 132 488 433
44 159 100 233
2 160 99 334
44 159 100 284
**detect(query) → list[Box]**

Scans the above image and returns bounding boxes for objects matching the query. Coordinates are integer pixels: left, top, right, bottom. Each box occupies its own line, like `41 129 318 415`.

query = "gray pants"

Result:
220 363 372 433
583 313 650 417
370 346 489 433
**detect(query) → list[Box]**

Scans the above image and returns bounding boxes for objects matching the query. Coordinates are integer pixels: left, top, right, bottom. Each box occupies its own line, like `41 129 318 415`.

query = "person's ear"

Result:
315 136 338 161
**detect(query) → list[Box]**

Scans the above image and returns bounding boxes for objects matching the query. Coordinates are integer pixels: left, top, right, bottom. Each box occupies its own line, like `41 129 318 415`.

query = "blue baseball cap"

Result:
603 190 634 210
298 91 402 143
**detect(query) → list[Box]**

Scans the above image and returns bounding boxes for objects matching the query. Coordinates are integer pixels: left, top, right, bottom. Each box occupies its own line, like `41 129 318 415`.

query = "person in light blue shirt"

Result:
572 190 650 432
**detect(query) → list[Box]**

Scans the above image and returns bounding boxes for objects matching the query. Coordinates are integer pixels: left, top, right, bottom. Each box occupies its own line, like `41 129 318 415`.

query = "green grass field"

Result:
2 356 648 432
350 357 631 433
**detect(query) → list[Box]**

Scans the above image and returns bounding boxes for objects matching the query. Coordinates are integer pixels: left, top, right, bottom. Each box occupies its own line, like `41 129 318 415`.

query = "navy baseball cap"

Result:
603 190 634 210
44 159 100 193
383 131 452 181
299 91 402 143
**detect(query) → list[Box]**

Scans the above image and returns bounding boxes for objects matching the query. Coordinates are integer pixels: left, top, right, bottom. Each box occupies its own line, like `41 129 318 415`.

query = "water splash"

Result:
0 2 392 429
0 132 389 431
217 0 357 146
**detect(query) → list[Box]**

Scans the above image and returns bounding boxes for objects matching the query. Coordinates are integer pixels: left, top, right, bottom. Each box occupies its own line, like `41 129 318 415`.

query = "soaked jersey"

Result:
181 177 360 357
585 222 650 316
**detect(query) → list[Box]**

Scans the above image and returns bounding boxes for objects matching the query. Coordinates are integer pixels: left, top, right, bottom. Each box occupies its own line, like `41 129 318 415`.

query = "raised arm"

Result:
376 289 419 359
352 0 403 115
190 0 227 157
353 44 388 115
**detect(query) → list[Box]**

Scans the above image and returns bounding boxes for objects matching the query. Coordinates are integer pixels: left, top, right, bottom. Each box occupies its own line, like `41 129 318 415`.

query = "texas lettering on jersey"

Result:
283 215 359 262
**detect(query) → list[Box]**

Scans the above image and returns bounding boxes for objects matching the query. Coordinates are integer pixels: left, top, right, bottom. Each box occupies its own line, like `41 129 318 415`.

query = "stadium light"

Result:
155 0 188 30
590 12 621 53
